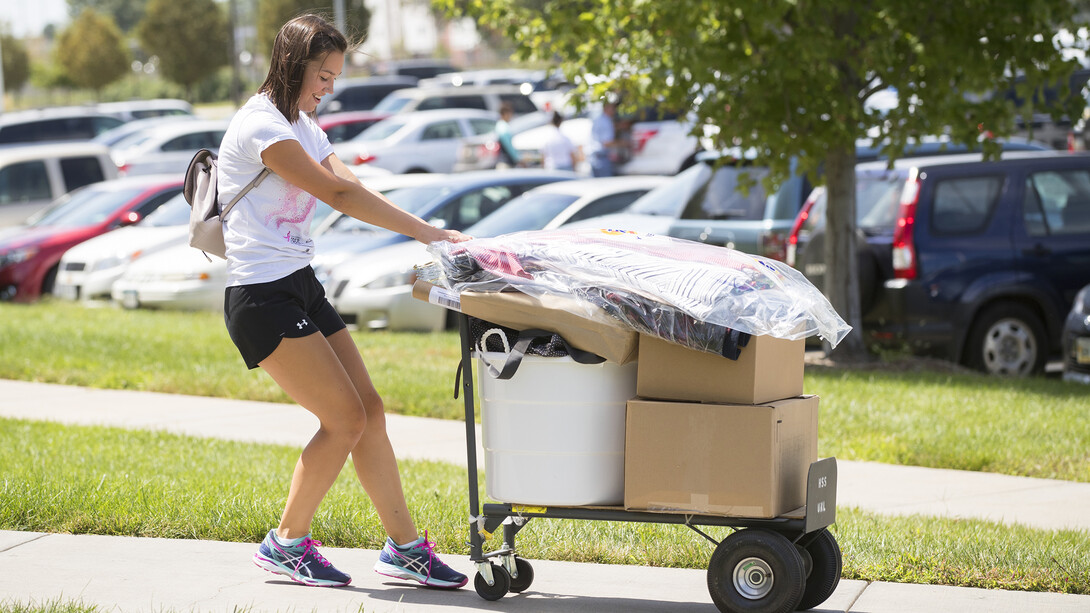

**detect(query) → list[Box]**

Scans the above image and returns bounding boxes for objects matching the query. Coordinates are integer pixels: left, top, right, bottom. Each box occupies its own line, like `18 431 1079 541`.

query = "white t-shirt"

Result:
217 93 335 286
541 126 576 171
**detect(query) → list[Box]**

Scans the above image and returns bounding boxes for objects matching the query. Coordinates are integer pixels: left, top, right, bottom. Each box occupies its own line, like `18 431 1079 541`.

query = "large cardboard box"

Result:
624 395 819 518
412 280 639 364
636 333 803 404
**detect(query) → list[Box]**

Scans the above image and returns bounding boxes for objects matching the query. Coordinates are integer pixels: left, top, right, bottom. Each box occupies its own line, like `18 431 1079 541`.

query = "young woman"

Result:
217 14 469 589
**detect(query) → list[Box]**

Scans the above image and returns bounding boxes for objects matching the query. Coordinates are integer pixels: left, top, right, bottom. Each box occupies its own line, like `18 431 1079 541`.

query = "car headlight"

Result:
91 255 126 272
363 269 417 290
0 247 39 268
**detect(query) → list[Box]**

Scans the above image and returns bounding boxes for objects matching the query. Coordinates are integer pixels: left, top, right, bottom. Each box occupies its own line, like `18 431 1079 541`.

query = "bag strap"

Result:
220 168 271 218
482 328 604 380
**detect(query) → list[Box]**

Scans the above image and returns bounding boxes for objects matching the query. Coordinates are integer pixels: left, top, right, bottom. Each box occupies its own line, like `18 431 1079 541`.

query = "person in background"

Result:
495 102 521 168
588 100 617 177
541 111 581 172
216 13 469 590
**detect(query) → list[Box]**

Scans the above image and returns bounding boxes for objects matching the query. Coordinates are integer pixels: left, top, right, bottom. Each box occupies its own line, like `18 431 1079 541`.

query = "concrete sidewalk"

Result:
1 379 1088 613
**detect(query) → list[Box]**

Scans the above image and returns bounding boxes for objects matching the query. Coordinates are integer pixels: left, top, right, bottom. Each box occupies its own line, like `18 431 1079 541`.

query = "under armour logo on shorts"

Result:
296 319 308 330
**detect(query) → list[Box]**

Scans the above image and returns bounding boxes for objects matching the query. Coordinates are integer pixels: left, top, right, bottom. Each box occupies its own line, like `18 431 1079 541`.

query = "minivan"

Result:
0 108 124 145
372 84 539 117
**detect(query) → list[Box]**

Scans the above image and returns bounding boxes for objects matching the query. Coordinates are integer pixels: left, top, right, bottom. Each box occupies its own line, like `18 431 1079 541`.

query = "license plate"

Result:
1077 337 1090 365
55 284 79 301
121 290 140 309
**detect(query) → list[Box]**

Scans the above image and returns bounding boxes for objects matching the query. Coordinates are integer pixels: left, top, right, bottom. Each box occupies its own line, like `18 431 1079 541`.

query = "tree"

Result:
256 0 372 58
439 0 1086 361
137 0 231 99
1 31 31 95
67 0 147 33
55 9 130 94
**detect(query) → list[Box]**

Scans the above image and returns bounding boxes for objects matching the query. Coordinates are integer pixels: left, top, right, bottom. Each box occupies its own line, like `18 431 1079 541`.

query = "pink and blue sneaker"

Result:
373 531 468 589
253 530 351 587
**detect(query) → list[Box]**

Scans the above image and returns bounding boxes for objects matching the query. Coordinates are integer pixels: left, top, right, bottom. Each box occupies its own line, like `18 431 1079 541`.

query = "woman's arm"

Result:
260 139 468 244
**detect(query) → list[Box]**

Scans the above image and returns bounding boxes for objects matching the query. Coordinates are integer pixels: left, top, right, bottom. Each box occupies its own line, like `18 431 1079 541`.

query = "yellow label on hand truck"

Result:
511 505 547 514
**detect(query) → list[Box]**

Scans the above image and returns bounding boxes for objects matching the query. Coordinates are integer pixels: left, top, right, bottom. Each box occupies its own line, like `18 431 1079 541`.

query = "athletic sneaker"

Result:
252 530 352 587
373 531 468 588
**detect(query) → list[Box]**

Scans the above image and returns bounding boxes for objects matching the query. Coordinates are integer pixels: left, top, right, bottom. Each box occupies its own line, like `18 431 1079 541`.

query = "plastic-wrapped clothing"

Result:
422 228 851 354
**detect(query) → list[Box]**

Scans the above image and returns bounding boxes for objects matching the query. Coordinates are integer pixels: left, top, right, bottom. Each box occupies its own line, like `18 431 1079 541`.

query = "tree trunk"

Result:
822 145 870 361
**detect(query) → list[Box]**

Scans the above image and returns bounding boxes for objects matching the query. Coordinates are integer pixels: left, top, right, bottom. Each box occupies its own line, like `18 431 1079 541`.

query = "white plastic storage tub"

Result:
477 352 637 506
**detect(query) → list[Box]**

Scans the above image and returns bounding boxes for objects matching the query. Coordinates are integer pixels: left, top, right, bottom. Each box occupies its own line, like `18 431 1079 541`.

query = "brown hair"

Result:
259 14 348 123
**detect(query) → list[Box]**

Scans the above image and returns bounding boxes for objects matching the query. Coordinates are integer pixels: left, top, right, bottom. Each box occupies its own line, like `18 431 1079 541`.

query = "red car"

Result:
0 174 183 302
317 111 392 144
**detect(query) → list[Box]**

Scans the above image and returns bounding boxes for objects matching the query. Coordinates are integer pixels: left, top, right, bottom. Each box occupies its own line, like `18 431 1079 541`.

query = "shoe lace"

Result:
410 530 437 572
299 537 332 568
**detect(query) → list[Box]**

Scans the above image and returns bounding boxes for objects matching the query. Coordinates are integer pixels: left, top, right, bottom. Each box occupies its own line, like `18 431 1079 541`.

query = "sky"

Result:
0 0 70 37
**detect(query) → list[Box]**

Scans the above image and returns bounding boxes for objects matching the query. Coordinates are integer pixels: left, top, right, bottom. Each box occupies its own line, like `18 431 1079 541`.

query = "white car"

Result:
53 192 192 302
0 142 119 226
327 175 667 331
334 108 499 174
111 119 230 177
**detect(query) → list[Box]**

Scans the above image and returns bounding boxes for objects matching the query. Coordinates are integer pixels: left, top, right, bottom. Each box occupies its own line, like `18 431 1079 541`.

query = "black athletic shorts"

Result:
224 265 346 369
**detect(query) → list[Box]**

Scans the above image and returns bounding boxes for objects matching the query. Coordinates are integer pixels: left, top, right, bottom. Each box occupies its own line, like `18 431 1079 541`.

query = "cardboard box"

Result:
624 395 819 518
412 280 638 364
636 333 803 404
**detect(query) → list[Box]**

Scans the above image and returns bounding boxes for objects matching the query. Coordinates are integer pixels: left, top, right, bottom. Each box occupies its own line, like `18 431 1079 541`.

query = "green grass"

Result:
1 301 1087 481
1 418 1087 595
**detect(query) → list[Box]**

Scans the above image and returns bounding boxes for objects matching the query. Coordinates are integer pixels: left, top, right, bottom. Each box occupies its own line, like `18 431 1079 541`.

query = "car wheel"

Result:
964 303 1048 376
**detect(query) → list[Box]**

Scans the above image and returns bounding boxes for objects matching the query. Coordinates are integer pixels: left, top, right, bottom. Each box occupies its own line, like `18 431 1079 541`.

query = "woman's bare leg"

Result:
325 328 418 545
258 333 368 540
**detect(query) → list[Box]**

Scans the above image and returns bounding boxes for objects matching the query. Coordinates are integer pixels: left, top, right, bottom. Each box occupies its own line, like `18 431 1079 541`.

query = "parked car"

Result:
789 150 1090 376
365 58 458 81
92 115 199 148
96 99 195 122
0 175 183 302
315 75 418 115
1062 283 1090 384
53 192 192 303
371 84 539 117
327 175 664 331
418 68 543 90
0 107 125 145
334 108 499 173
110 120 230 176
317 111 393 143
617 107 712 176
0 142 119 226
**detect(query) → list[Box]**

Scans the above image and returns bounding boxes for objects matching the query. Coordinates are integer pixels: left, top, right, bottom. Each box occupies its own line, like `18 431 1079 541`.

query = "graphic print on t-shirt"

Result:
266 182 316 250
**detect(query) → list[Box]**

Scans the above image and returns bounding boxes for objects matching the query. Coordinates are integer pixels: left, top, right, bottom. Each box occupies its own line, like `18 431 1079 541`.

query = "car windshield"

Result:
626 162 713 216
30 186 144 227
687 164 772 220
466 192 579 237
372 93 413 114
141 193 190 226
356 118 409 141
856 169 909 228
329 185 451 233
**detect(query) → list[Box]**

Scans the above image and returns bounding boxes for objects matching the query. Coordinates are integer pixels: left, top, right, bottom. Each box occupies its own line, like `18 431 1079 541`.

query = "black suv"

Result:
788 151 1090 375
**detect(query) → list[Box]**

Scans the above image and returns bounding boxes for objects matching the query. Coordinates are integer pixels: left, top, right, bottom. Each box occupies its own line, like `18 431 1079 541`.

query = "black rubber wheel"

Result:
964 303 1048 376
473 563 511 601
796 529 842 611
507 557 534 593
707 529 805 613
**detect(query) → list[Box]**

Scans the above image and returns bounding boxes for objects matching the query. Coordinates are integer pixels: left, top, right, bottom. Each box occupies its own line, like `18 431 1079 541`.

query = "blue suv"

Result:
789 151 1090 375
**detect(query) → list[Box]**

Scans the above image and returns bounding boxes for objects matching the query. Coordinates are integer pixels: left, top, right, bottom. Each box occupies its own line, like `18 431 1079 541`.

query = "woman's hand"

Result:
416 225 472 244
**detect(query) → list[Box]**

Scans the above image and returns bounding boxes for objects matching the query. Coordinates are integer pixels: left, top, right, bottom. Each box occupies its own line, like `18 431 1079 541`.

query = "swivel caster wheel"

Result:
474 562 511 601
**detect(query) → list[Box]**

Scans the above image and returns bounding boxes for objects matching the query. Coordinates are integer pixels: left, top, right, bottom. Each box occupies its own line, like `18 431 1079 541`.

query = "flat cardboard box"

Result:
624 395 819 518
636 333 804 404
412 280 638 364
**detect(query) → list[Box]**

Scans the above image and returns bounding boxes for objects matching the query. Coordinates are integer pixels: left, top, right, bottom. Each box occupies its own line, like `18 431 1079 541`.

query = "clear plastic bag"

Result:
421 228 851 353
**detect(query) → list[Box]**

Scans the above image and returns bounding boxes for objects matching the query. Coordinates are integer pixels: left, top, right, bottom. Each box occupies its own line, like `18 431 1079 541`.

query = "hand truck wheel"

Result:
706 528 805 613
506 556 534 593
473 562 511 601
796 528 842 611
